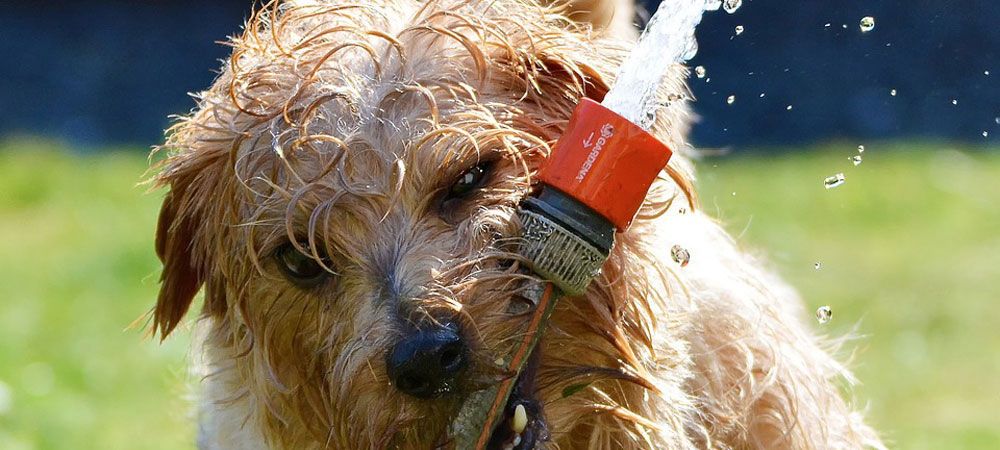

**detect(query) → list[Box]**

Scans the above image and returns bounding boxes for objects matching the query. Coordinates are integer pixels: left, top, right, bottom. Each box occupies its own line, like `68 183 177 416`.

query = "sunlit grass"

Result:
0 138 192 450
699 142 1000 449
0 137 997 449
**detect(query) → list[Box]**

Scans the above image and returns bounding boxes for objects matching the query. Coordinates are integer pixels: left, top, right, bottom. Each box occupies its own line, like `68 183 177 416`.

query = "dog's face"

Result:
152 1 629 448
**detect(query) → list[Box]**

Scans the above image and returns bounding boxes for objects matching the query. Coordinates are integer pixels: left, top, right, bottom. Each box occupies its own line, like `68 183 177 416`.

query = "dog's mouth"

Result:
484 348 549 450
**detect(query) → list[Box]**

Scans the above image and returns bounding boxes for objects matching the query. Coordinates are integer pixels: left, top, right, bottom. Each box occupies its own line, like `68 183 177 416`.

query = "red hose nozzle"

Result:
538 98 673 231
451 98 675 449
517 98 674 295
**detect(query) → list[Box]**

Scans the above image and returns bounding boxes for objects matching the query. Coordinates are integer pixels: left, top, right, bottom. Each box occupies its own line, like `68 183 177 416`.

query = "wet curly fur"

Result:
150 0 884 448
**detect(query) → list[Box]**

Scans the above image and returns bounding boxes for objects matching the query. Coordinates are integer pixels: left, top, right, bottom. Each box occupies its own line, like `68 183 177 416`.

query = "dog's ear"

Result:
153 187 205 339
544 55 610 102
150 120 234 338
539 0 636 38
510 47 613 123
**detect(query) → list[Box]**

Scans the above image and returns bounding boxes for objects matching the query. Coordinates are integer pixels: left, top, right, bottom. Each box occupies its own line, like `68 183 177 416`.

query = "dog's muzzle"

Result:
386 323 468 399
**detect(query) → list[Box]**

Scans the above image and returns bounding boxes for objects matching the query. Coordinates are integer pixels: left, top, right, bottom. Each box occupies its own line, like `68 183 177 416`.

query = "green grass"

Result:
0 137 997 448
698 142 1000 448
0 138 192 450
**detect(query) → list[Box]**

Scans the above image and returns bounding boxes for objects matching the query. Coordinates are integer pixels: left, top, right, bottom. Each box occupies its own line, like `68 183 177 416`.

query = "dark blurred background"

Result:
0 0 997 148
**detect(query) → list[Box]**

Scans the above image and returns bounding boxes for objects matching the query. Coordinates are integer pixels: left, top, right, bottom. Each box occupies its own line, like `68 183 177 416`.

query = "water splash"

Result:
734 25 745 35
850 155 863 166
860 16 875 32
671 245 691 267
824 173 846 189
727 95 736 105
695 66 707 78
815 306 833 324
857 145 865 153
602 0 724 129
722 0 743 14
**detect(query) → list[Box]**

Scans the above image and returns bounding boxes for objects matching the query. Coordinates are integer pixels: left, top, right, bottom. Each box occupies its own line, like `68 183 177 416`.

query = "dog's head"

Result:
152 1 691 448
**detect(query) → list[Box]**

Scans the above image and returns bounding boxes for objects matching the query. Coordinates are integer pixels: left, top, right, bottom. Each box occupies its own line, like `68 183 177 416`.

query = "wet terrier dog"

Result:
151 0 884 448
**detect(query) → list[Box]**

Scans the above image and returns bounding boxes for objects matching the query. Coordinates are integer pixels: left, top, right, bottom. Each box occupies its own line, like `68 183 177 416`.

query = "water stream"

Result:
602 0 741 129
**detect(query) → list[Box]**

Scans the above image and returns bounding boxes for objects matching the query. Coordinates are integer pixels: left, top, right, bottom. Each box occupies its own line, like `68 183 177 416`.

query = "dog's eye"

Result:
447 161 493 200
275 243 330 286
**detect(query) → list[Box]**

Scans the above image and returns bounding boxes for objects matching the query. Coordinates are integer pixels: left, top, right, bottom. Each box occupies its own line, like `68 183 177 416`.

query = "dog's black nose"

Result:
387 325 467 399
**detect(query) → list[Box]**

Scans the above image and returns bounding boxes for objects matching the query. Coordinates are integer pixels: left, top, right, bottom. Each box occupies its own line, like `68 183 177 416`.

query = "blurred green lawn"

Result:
0 137 997 449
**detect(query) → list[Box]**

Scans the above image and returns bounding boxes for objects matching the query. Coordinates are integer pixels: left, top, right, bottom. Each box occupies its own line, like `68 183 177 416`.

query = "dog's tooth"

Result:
512 404 527 434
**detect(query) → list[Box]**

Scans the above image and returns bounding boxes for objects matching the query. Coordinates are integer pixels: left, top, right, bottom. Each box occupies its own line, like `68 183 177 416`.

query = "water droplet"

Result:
734 25 745 35
694 65 707 78
952 99 958 105
824 173 846 189
890 89 897 96
671 245 691 267
786 105 794 111
986 70 991 76
850 155 863 166
759 93 766 98
857 145 865 153
815 306 833 324
727 95 736 105
995 117 1000 125
984 131 990 138
814 262 822 270
859 16 875 32
723 0 742 14
824 23 831 28
731 191 737 196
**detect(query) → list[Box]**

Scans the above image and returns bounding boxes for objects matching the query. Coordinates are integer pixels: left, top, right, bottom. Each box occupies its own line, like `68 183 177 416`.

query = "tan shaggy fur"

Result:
149 0 884 448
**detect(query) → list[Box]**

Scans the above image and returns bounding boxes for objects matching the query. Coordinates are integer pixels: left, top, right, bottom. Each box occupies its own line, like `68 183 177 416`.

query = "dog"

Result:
150 0 884 448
